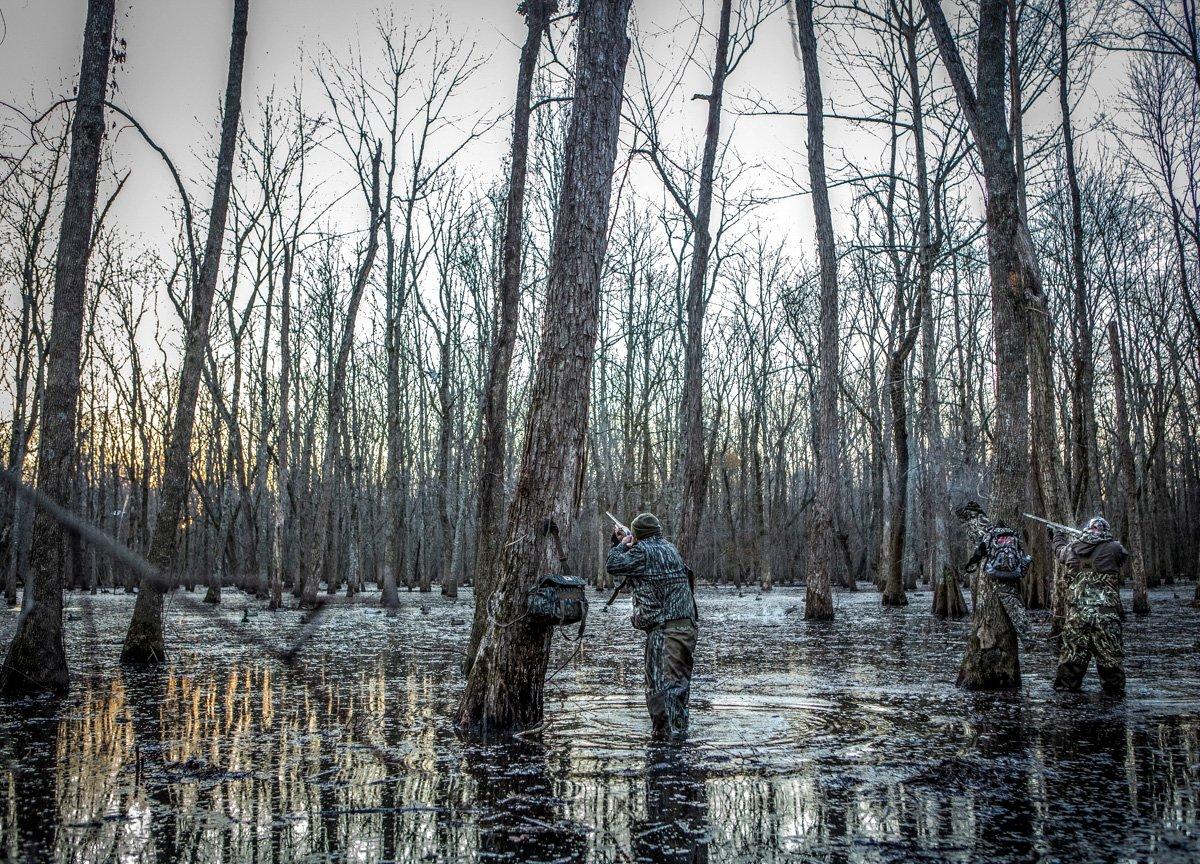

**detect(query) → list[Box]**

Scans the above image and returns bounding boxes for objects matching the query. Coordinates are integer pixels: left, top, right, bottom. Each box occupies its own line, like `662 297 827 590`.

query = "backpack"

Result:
984 528 1029 584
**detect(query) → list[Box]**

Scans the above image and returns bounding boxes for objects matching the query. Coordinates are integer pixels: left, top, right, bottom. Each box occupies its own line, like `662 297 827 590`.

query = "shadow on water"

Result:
1 585 1198 861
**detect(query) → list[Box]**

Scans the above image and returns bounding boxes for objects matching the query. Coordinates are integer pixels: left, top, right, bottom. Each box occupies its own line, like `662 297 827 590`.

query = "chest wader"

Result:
645 611 697 743
1053 570 1125 696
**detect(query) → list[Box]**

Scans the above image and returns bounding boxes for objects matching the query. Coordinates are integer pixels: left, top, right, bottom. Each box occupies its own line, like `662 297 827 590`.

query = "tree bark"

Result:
1026 292 1067 613
902 18 947 606
271 235 297 613
466 0 553 674
1 0 116 695
795 0 841 620
121 0 249 663
882 321 919 607
455 0 632 738
1058 0 1098 520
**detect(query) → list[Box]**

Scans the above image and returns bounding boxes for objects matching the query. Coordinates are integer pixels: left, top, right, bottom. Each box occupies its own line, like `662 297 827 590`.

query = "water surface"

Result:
2 585 1197 862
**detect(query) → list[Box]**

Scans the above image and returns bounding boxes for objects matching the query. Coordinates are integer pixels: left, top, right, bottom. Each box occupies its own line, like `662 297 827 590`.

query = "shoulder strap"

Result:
541 518 571 576
605 576 629 607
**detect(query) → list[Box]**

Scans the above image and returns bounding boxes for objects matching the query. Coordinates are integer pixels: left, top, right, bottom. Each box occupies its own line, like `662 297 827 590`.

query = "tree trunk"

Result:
1026 294 1067 613
922 0 1039 689
270 242 296 612
903 18 947 605
1 0 116 695
455 0 632 738
466 0 554 671
1007 0 1028 223
883 338 916 607
437 335 457 600
1108 321 1149 614
677 0 733 561
795 0 841 620
121 0 249 663
933 564 969 619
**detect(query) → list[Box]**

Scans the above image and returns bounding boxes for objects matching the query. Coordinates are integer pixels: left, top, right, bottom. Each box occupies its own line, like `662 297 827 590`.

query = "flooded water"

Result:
2 585 1198 863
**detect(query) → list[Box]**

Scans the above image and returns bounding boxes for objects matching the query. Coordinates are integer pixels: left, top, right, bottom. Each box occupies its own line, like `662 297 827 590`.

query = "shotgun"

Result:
1023 513 1084 538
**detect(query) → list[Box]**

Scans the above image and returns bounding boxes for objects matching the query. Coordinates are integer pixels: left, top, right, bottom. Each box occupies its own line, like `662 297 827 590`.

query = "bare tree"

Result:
121 0 249 663
793 0 843 620
456 0 633 738
468 0 556 673
1 0 117 694
1059 0 1101 519
633 0 772 563
300 146 383 609
1107 319 1150 613
921 0 1042 688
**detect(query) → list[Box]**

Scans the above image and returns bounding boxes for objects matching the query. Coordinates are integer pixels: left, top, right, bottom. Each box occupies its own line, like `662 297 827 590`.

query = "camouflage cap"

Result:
1083 516 1113 540
631 512 662 540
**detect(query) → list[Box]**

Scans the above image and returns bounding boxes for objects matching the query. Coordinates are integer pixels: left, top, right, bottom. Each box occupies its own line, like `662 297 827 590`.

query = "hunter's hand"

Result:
612 526 629 545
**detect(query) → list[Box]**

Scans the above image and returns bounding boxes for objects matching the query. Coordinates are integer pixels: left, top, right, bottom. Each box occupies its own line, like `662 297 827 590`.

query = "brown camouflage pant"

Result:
645 618 697 742
1054 611 1125 695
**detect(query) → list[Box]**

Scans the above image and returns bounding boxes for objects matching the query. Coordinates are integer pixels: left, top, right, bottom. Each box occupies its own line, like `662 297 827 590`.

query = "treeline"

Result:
1 0 1197 627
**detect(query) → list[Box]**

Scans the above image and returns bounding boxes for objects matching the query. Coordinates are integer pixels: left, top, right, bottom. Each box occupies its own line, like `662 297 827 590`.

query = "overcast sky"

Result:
0 1 1122 260
2 0 882 251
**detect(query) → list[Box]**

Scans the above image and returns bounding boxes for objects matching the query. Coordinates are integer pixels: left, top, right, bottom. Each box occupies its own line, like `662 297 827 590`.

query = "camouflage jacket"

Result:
1053 535 1128 622
606 535 697 631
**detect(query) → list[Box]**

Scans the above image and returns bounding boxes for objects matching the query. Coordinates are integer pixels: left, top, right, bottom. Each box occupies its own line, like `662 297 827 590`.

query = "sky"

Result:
0 0 827 246
0 0 1126 268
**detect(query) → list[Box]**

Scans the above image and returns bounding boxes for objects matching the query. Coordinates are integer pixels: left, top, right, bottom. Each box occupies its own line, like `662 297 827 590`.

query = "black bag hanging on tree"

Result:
526 519 588 635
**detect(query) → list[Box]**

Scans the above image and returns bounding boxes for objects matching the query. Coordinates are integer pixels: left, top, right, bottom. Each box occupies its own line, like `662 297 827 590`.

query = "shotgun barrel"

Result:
1023 513 1084 537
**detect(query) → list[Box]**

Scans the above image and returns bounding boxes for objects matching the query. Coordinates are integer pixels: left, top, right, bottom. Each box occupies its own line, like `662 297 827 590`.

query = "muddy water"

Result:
1 585 1197 862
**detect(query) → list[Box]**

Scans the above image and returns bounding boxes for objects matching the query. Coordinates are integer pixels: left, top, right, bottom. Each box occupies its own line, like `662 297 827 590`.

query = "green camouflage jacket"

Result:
606 535 696 631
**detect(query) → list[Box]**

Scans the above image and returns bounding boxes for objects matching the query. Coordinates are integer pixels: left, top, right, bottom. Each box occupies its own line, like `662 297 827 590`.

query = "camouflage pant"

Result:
997 589 1039 650
1054 611 1125 695
645 618 697 742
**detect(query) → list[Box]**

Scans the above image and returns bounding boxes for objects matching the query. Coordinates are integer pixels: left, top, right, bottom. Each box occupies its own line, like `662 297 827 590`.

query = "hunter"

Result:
606 512 698 742
956 502 1037 649
1050 516 1128 696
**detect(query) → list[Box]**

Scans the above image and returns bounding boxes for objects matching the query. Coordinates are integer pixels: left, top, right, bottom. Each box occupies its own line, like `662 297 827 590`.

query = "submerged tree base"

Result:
120 587 167 664
0 623 69 696
119 631 166 664
456 619 554 741
933 568 969 619
803 584 834 620
957 597 1021 690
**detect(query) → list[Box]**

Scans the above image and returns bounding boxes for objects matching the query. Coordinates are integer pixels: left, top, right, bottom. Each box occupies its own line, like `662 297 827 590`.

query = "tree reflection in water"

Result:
632 744 709 863
465 742 586 862
5 707 60 861
1 587 1198 862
